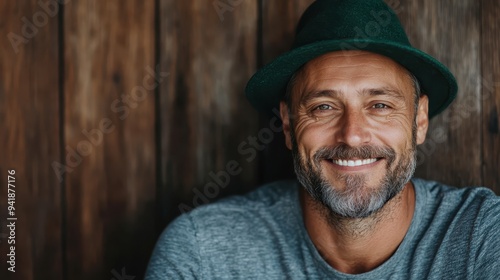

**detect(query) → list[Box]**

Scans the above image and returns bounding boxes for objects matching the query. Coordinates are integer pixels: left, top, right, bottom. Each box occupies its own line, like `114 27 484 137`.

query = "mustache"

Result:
313 144 396 165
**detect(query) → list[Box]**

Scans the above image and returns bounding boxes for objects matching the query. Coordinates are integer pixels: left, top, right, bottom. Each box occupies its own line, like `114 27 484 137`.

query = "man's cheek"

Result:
299 128 329 151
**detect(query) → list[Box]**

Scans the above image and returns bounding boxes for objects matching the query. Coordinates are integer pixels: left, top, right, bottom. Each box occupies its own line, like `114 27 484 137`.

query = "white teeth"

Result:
333 158 377 167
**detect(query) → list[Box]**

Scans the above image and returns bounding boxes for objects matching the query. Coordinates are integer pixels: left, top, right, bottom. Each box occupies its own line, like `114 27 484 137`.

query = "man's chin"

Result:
311 178 398 219
321 172 382 195
321 196 388 220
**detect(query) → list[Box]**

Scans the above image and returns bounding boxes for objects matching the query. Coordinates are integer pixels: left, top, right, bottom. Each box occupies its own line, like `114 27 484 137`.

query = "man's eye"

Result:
372 103 389 109
315 104 332 111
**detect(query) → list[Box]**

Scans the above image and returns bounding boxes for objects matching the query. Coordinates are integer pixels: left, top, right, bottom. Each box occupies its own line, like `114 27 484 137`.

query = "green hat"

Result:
245 0 457 118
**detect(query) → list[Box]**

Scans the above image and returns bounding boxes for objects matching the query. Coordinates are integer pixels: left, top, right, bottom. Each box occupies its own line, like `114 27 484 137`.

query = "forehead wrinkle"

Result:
316 64 386 69
306 75 382 82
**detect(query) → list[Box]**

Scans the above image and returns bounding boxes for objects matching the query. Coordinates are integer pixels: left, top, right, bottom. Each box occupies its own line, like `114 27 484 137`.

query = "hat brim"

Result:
245 39 457 119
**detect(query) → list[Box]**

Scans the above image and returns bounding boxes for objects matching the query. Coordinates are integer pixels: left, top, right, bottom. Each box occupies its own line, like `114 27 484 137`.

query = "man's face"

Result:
280 51 429 218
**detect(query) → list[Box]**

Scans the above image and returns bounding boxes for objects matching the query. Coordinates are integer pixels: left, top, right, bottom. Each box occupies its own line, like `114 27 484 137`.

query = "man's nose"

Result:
336 110 371 147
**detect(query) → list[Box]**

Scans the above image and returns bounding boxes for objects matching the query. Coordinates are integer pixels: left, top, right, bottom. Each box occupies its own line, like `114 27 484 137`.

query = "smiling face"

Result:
280 51 429 218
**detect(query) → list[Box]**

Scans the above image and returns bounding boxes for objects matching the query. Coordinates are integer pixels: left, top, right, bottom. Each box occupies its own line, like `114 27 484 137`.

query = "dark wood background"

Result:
0 0 498 279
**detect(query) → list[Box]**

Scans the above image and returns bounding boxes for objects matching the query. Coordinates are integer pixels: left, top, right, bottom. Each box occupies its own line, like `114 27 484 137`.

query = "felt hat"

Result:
245 0 457 118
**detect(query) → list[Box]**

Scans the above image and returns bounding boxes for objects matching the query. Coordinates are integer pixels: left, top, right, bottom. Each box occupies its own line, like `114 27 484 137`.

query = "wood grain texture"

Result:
158 0 259 224
261 0 315 65
398 0 483 187
259 0 315 183
0 1 62 279
63 1 156 278
481 0 500 193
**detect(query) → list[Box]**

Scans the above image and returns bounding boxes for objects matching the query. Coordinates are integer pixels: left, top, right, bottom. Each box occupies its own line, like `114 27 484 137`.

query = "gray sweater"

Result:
146 178 500 279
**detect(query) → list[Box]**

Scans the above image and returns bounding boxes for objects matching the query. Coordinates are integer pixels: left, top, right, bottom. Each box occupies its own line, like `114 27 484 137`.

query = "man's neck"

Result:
300 182 416 274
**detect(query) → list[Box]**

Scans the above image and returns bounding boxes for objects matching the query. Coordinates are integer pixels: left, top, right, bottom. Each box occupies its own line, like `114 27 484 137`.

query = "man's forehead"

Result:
301 50 405 73
289 50 415 103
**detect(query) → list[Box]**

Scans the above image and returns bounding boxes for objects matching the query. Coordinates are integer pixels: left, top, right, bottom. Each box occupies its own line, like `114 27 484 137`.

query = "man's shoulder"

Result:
189 179 298 215
413 177 500 234
411 178 500 278
147 181 304 278
173 180 299 237
158 180 301 266
413 177 499 207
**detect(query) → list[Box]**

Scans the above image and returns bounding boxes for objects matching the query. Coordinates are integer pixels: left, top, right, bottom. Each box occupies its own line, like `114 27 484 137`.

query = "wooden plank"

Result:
398 0 483 187
261 0 315 65
0 1 62 279
481 0 500 193
63 1 156 278
158 0 258 224
259 0 315 183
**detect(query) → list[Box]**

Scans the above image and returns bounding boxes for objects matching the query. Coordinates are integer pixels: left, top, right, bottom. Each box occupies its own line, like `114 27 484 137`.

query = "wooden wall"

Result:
0 0 498 279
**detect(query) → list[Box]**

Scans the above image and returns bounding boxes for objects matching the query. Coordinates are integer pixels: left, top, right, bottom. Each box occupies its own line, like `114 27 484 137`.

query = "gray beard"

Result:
291 126 417 220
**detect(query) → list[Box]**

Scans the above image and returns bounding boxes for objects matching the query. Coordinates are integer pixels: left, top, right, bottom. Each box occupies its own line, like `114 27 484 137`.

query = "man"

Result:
146 0 500 278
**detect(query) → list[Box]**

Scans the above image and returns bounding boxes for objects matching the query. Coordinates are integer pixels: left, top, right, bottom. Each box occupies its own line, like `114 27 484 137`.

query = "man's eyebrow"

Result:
300 87 405 104
300 90 340 104
363 88 405 99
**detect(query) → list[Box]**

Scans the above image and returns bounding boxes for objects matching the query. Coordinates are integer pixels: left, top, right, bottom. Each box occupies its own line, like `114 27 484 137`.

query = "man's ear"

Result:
416 95 429 145
280 101 293 150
